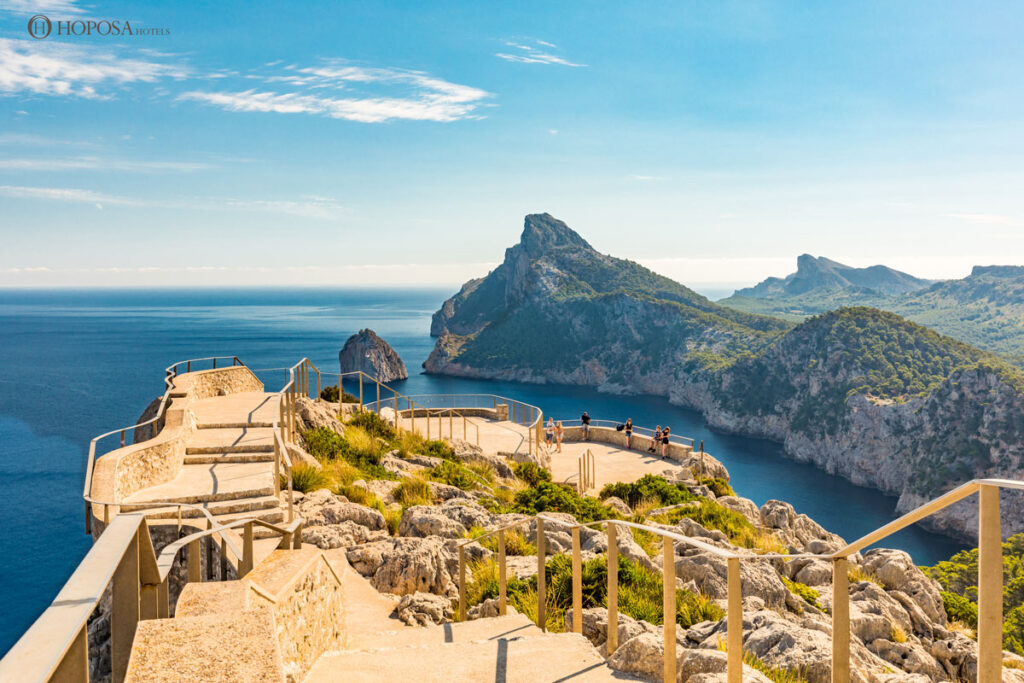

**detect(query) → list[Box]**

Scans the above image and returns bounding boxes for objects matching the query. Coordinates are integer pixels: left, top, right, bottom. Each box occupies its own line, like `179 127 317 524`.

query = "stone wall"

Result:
171 366 263 400
113 407 195 501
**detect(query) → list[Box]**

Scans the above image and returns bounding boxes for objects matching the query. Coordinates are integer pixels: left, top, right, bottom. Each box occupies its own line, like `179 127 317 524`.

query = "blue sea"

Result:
0 288 967 654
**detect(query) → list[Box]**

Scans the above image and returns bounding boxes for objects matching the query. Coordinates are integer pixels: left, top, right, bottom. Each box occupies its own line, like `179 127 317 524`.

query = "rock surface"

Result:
338 328 408 382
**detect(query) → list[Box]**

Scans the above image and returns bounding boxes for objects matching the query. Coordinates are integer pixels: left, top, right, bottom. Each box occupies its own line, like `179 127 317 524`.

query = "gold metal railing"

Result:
457 478 1024 683
577 449 595 494
0 509 303 683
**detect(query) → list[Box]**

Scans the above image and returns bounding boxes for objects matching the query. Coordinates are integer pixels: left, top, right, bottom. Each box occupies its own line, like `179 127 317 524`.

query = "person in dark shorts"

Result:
624 418 633 449
661 426 671 458
648 425 661 453
581 411 591 440
545 418 555 447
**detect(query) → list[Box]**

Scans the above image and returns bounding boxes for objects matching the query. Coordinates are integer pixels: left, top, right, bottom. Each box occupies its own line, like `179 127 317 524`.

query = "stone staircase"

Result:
126 546 635 683
120 392 287 535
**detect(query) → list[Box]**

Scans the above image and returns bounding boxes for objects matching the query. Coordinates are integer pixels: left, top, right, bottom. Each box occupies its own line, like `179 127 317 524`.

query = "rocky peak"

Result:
519 213 593 257
970 265 1024 278
338 328 408 383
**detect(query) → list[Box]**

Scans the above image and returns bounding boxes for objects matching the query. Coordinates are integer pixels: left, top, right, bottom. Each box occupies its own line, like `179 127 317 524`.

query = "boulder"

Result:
715 496 762 527
860 549 945 626
297 489 387 531
398 502 492 539
759 500 843 550
868 639 947 680
338 328 408 382
347 537 455 596
303 521 388 549
606 631 683 681
603 496 632 517
396 592 453 626
676 649 772 683
673 551 788 609
449 439 515 479
294 397 345 435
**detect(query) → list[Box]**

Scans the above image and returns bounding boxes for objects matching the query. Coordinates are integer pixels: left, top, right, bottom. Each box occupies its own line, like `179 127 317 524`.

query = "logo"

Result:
28 14 51 39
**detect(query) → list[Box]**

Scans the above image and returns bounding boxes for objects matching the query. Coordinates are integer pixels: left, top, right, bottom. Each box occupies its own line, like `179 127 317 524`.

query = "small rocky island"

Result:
339 328 409 382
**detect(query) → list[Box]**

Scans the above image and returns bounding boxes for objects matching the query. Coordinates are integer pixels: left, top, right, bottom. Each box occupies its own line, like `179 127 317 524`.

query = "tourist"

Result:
624 418 633 449
661 426 671 458
545 418 555 448
555 420 564 453
581 411 591 440
648 425 661 453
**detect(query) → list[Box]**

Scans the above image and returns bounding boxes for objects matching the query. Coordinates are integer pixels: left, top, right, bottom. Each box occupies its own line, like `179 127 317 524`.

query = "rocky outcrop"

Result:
338 328 408 382
396 592 453 626
297 489 389 549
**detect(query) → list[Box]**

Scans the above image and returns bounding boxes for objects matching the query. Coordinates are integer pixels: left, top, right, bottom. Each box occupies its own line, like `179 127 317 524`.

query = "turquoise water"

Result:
0 288 967 654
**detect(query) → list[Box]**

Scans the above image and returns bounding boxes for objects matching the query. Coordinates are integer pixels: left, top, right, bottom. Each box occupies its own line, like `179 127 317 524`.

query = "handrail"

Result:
577 449 595 494
455 477 1024 683
559 417 696 448
1 508 303 683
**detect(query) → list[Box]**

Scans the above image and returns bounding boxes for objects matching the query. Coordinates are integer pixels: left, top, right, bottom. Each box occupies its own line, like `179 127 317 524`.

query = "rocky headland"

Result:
424 213 1024 542
339 328 408 382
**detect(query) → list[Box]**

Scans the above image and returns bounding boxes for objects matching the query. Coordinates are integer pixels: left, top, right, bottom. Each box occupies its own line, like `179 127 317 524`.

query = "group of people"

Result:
545 412 673 459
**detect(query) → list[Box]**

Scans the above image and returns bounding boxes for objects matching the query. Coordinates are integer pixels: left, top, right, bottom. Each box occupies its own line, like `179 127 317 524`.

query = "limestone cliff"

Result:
339 329 408 382
426 214 1024 541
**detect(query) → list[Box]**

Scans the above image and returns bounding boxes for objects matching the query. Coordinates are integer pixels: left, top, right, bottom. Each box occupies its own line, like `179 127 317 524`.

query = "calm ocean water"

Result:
0 288 967 654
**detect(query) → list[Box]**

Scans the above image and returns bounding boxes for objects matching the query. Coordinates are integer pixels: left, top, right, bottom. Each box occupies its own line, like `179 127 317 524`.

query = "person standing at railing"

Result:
624 418 633 449
555 420 564 453
546 417 555 448
661 426 671 458
647 425 661 453
581 411 591 440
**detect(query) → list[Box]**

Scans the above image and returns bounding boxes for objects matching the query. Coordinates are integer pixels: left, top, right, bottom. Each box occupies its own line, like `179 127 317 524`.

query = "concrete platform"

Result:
399 415 536 455
191 391 280 427
186 427 275 454
122 462 275 505
550 440 692 492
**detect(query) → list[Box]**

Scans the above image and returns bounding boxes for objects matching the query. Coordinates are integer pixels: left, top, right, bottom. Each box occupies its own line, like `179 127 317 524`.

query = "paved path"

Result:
549 439 691 493
395 412 535 454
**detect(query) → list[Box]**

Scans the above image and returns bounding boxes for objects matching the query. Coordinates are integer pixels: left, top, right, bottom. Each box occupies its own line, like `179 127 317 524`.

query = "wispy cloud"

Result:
0 184 347 219
0 0 83 14
495 40 586 67
0 38 186 99
631 174 663 181
180 62 492 123
945 213 1019 228
0 157 213 172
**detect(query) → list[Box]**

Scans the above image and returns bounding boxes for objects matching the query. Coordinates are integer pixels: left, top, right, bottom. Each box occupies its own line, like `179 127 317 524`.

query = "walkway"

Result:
394 411 536 454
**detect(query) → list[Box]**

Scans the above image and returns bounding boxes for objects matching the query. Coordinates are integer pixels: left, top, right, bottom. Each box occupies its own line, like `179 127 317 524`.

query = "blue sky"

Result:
1 1 1022 290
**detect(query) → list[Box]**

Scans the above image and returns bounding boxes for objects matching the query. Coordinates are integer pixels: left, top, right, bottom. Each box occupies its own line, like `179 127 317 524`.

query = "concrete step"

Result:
186 427 275 454
196 421 274 429
122 494 281 518
126 611 284 683
305 631 631 682
184 450 275 464
190 391 281 427
121 462 275 505
366 614 542 649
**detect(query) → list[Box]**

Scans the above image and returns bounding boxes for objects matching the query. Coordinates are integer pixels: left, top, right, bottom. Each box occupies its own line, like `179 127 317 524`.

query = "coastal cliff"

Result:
339 328 408 382
426 214 1024 541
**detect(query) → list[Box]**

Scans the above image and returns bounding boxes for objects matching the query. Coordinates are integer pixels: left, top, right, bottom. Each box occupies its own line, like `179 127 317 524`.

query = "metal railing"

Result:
559 418 696 449
457 478 1024 683
0 509 303 683
376 393 545 456
82 356 245 535
577 449 595 494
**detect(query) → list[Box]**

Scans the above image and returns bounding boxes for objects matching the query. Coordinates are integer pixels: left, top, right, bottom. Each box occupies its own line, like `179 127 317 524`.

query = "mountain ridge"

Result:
426 213 1024 542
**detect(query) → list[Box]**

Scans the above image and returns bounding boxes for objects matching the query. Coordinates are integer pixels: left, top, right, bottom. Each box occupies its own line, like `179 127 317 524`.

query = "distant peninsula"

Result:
426 213 1024 541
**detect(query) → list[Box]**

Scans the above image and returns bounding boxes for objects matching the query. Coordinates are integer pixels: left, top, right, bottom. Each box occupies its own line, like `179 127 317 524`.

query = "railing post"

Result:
188 536 202 583
278 530 293 549
498 529 507 616
572 526 582 633
51 624 88 683
111 527 140 683
220 535 229 580
158 577 169 618
316 370 321 398
274 437 281 495
85 500 92 536
537 518 546 630
459 545 467 621
578 458 584 495
241 522 254 577
212 357 217 369
449 409 453 439
727 557 742 683
978 484 1003 683
607 523 618 654
206 518 215 581
293 521 303 549
140 582 159 622
664 539 676 683
832 557 850 683
376 381 381 414
359 374 363 407
338 376 343 412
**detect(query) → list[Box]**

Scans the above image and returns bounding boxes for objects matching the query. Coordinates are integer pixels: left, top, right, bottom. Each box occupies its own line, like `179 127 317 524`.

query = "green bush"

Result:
301 426 392 478
782 576 823 611
319 385 360 403
600 474 694 508
429 460 482 490
514 462 552 487
287 463 330 493
349 411 396 440
424 439 456 461
512 481 615 523
704 477 735 497
940 590 978 628
652 499 762 549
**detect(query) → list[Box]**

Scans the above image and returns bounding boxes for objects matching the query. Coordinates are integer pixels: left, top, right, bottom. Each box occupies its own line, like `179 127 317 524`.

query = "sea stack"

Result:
339 328 408 382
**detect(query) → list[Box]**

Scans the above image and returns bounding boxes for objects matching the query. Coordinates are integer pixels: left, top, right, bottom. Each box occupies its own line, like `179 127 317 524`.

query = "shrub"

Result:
651 499 760 548
514 462 551 487
301 426 391 476
890 625 908 643
302 427 346 460
600 474 694 508
394 476 434 507
319 385 361 403
941 590 978 628
704 477 735 497
349 411 396 440
512 481 615 523
424 439 456 461
429 460 481 490
782 576 823 611
287 463 330 493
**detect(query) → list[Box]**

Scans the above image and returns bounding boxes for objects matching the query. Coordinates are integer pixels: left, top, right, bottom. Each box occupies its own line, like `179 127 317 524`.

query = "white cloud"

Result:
0 0 83 14
496 40 586 67
945 213 1018 227
0 183 347 219
180 63 491 123
0 157 213 172
0 38 186 99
